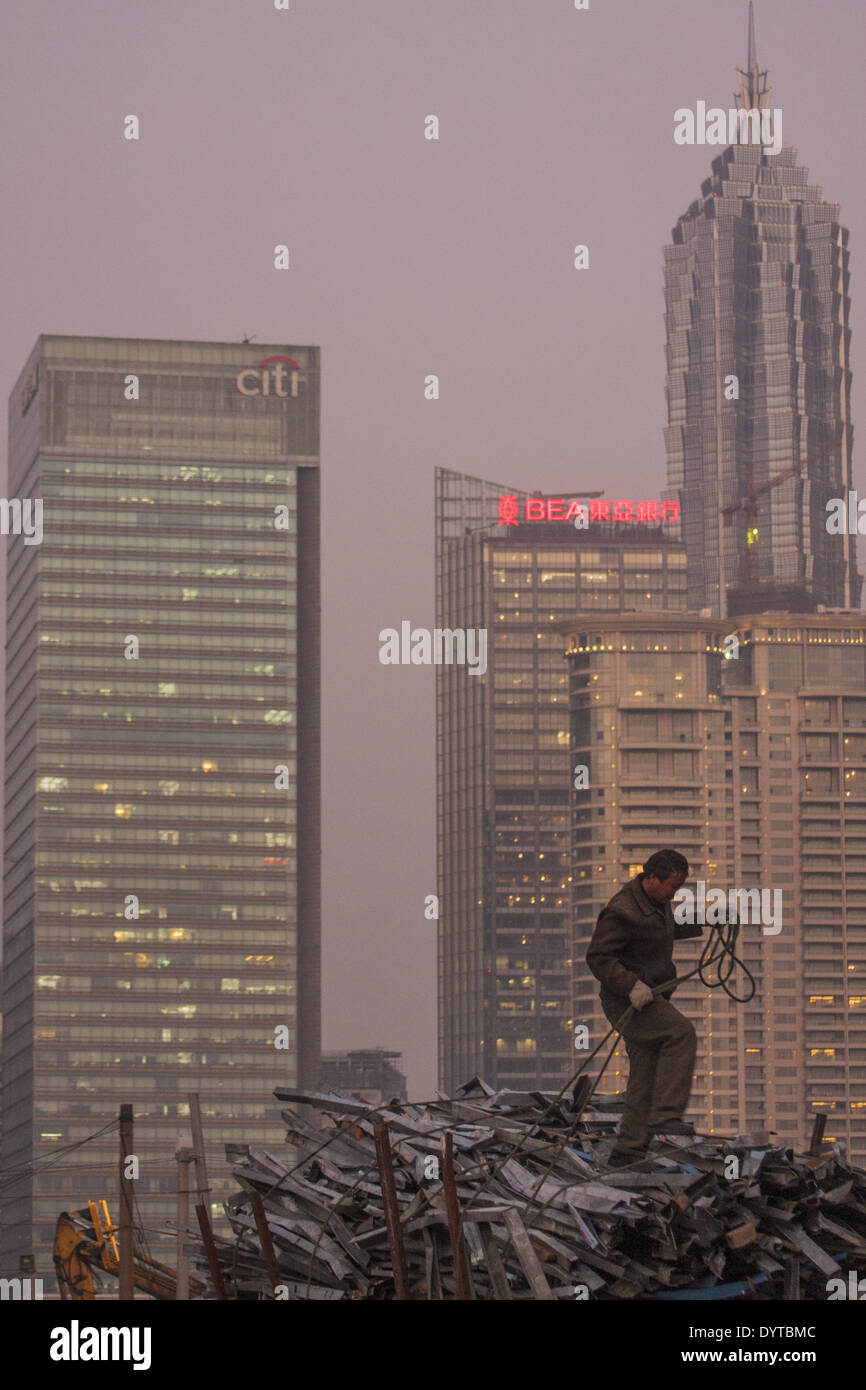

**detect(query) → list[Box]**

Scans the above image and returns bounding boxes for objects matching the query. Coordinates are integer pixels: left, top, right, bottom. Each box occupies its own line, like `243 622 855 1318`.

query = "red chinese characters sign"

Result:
497 496 680 525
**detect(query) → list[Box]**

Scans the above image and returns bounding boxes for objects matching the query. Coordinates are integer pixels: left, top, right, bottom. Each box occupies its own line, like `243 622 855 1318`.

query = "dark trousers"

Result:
601 993 697 1154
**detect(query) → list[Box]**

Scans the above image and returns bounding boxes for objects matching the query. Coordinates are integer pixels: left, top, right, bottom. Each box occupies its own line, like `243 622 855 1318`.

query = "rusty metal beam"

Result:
195 1203 227 1300
808 1113 826 1155
374 1121 410 1300
250 1191 282 1296
441 1132 472 1300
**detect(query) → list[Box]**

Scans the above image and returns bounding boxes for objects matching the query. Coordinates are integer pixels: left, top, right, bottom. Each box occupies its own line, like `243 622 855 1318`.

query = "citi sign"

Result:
236 355 300 398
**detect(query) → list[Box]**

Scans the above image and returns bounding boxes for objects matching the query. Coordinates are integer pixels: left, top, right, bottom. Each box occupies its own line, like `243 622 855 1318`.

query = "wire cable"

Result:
0 1119 120 1195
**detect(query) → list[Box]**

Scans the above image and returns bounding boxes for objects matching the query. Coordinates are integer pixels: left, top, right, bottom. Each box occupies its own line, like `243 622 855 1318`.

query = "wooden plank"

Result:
565 1204 604 1250
503 1208 555 1300
777 1224 842 1278
556 1241 627 1280
478 1222 513 1300
814 1214 866 1252
275 1089 378 1115
499 1158 645 1214
725 1222 757 1250
783 1256 800 1300
422 1227 442 1300
606 1278 643 1298
573 1262 608 1294
461 1204 517 1222
599 1171 700 1190
821 1180 853 1203
524 1226 576 1267
802 1154 832 1174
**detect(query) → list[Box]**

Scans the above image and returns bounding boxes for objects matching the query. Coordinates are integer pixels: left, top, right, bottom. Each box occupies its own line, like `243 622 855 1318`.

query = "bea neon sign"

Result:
497 495 680 525
236 355 301 398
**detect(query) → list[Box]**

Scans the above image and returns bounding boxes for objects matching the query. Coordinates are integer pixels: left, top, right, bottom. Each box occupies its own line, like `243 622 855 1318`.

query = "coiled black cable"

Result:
575 915 757 1110
693 915 757 1002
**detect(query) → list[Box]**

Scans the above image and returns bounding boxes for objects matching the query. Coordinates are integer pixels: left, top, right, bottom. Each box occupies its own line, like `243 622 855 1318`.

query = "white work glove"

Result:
628 980 654 1011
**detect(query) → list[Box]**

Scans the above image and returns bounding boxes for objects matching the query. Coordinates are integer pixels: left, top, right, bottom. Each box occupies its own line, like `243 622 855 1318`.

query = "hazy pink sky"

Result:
2 1 863 1093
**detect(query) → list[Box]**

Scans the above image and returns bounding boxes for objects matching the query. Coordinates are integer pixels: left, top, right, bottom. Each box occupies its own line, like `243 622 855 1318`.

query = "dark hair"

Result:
643 849 689 881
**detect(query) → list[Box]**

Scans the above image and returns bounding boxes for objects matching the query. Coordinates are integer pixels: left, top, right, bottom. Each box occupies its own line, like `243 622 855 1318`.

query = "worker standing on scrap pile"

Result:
586 849 702 1169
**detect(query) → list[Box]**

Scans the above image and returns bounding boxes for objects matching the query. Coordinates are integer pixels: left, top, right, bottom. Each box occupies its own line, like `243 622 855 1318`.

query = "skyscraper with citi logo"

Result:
0 334 320 1285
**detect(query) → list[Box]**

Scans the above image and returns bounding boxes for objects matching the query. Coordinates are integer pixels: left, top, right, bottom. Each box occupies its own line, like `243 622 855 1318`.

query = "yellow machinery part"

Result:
53 1203 206 1299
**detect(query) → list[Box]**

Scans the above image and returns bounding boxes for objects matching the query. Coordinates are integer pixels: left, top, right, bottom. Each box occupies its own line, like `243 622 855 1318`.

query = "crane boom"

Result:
54 1202 205 1300
721 435 843 519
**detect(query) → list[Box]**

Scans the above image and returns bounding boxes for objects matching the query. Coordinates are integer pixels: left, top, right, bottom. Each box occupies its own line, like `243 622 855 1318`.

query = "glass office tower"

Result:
435 466 688 1093
662 19 858 617
1 335 320 1285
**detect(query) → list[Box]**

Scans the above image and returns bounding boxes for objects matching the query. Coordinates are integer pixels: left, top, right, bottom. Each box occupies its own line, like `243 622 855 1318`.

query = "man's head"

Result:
641 849 689 902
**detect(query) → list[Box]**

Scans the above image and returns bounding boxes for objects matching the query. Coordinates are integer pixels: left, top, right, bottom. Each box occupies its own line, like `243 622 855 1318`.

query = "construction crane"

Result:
720 434 843 583
54 1200 205 1300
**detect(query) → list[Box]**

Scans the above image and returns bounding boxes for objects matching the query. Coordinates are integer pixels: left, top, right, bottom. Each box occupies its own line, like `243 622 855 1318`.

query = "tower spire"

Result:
736 2 771 111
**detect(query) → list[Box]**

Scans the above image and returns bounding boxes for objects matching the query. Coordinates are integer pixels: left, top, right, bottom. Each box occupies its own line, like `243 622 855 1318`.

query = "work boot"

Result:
647 1119 695 1138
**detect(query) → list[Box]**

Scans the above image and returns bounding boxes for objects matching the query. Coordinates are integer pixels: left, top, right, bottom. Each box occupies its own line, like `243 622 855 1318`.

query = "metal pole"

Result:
118 1104 134 1300
250 1191 282 1296
373 1121 410 1300
195 1203 227 1300
440 1132 472 1300
809 1113 826 1155
188 1093 210 1206
175 1146 195 1300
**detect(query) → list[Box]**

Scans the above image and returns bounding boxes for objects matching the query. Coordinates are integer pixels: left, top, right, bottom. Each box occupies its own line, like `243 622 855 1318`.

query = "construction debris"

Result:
190 1079 866 1300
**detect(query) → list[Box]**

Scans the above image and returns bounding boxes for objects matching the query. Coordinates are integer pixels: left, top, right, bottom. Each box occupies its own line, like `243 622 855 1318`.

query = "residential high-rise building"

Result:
435 466 689 1093
0 334 320 1284
724 610 866 1161
563 613 747 1140
561 608 866 1163
662 9 858 617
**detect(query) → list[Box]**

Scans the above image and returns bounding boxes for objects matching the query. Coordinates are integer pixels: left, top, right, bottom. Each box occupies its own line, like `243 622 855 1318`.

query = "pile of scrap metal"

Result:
190 1078 866 1300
